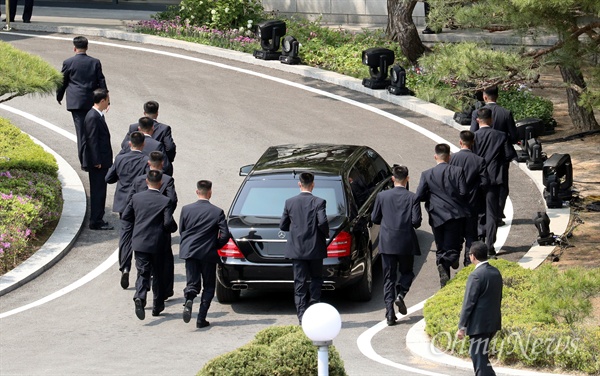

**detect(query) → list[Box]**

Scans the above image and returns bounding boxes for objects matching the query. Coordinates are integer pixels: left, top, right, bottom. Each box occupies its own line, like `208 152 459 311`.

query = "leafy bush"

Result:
424 260 600 374
498 88 554 125
199 325 347 376
0 118 58 176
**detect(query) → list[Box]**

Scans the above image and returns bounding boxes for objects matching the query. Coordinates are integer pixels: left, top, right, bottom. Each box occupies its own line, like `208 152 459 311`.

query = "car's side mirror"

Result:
239 164 254 176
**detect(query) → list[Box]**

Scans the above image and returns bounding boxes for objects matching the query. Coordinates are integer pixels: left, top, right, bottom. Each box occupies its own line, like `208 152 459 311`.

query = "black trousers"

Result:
70 110 88 167
381 253 414 317
463 214 479 265
292 259 323 323
499 162 510 217
88 167 108 227
432 218 464 268
469 332 497 376
8 0 33 22
479 185 501 253
183 259 216 321
133 251 161 305
118 218 133 272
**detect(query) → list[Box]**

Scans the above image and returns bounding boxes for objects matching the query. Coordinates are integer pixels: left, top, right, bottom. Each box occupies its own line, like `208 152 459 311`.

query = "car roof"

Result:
250 143 366 176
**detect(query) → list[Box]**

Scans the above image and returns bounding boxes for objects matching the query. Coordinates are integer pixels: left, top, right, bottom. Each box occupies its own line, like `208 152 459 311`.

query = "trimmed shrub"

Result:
423 260 600 374
199 325 347 376
154 0 264 30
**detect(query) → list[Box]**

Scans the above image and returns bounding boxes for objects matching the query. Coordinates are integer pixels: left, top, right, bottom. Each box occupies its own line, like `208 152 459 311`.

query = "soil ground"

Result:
531 67 600 270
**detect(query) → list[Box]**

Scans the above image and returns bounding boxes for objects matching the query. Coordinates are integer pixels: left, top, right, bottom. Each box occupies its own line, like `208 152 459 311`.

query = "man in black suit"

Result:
120 117 172 176
121 101 176 165
473 108 517 256
457 241 503 376
122 170 178 320
121 151 178 291
371 165 421 326
470 86 518 223
82 88 113 231
416 143 469 287
57 36 107 168
7 0 33 23
280 172 329 324
179 180 229 328
449 131 489 266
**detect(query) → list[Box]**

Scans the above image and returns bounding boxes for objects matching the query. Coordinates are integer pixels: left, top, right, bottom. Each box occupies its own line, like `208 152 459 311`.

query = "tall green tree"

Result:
386 0 430 65
426 0 600 131
0 41 63 104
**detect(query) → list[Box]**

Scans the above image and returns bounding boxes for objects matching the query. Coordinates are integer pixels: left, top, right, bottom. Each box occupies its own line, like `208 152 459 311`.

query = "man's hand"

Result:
95 164 102 169
57 100 62 105
456 329 466 340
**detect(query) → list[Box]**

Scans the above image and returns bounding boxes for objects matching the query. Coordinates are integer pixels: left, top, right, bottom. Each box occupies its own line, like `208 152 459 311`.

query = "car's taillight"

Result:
327 231 352 257
218 239 244 258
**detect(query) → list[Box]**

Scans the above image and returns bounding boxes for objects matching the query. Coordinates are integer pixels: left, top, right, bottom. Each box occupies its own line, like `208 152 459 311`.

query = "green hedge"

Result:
199 325 347 376
0 118 58 176
423 260 600 374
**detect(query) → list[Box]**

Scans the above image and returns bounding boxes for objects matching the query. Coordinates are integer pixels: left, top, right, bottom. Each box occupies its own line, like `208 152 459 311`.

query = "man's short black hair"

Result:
299 172 314 187
197 180 212 194
149 151 164 166
138 117 154 132
147 169 163 184
435 143 451 158
93 88 109 104
392 165 409 181
470 241 489 262
73 36 88 50
460 130 475 147
477 108 493 121
143 101 159 115
130 131 145 148
484 86 499 100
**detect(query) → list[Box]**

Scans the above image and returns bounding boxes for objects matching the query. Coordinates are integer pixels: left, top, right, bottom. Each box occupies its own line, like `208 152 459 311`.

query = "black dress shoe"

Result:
182 299 193 323
89 222 114 230
438 264 450 288
134 298 145 320
422 27 436 34
23 20 31 23
120 269 130 289
196 320 210 328
394 295 407 315
451 259 460 269
152 303 165 316
386 315 396 326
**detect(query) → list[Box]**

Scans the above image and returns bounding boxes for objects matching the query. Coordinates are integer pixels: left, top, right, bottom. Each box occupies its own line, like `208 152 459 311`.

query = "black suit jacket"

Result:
122 120 176 162
371 186 421 256
280 192 329 260
82 108 113 170
126 173 178 210
473 127 517 186
449 149 489 214
119 134 172 176
458 262 503 336
57 53 107 111
179 200 230 263
416 163 469 228
470 102 518 144
105 150 149 213
121 189 177 254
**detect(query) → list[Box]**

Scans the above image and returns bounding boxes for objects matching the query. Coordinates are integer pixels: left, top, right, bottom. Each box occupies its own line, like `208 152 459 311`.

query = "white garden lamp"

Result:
302 303 342 376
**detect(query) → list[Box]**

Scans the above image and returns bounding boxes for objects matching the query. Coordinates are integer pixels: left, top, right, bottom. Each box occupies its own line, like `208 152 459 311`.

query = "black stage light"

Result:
361 48 394 89
387 65 414 95
526 138 545 170
279 36 301 65
253 20 286 60
515 118 544 162
543 153 573 208
533 211 555 245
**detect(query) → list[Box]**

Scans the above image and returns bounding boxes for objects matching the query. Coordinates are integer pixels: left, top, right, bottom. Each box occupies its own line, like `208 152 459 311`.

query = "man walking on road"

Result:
82 88 113 231
280 172 329 324
122 170 178 320
371 165 421 326
179 180 229 329
57 36 107 168
457 241 503 376
416 144 469 287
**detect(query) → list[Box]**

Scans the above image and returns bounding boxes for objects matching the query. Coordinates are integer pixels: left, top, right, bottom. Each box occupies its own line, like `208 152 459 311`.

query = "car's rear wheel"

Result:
216 281 241 303
352 251 373 301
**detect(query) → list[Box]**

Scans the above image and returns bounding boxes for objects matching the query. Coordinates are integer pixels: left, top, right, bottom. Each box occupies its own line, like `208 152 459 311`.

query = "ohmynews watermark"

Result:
431 329 581 363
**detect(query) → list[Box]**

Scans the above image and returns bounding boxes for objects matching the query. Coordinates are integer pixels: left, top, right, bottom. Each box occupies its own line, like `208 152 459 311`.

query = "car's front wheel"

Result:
216 281 241 303
351 251 373 301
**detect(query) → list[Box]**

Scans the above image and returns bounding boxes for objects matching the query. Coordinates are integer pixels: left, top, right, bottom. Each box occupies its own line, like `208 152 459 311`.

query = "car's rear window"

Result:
231 178 345 217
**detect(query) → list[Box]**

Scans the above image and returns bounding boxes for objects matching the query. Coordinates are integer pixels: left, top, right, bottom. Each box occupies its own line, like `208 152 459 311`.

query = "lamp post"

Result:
301 303 342 376
2 0 11 31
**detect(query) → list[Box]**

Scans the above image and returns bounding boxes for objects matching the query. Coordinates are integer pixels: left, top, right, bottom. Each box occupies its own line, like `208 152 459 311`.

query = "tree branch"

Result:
0 93 21 104
524 22 600 60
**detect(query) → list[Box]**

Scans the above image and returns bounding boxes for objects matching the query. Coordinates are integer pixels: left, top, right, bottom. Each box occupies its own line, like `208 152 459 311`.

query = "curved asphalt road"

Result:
0 32 544 375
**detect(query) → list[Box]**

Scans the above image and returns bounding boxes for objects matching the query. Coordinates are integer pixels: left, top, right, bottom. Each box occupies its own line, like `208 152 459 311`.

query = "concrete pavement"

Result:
0 3 571 374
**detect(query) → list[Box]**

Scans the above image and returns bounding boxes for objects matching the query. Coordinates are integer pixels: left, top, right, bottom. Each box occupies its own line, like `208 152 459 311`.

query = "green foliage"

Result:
154 0 264 30
498 89 554 125
199 325 347 376
424 260 600 374
0 118 59 176
0 41 63 102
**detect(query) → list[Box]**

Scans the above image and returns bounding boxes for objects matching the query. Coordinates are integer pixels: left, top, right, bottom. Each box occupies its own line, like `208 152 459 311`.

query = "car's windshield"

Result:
231 177 345 218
